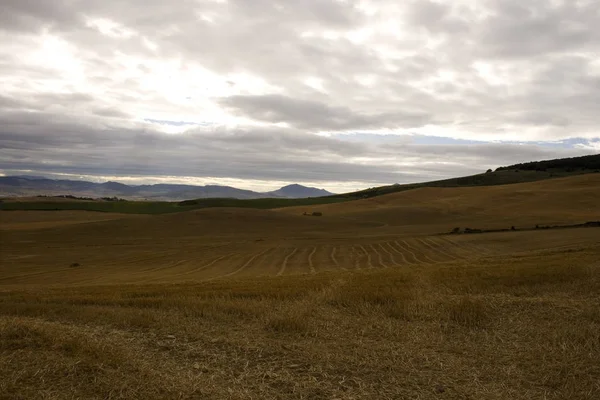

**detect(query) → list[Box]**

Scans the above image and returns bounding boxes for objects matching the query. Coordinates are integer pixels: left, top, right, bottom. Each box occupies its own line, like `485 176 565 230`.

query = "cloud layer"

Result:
1 0 599 191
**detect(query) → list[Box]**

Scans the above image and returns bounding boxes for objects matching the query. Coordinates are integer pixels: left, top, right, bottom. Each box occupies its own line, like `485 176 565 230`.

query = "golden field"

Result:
1 174 599 399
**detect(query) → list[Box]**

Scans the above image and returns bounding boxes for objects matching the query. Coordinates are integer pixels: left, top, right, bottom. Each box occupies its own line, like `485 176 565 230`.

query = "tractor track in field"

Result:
308 247 317 274
141 254 234 282
119 243 234 271
176 254 232 277
277 248 298 276
351 246 362 270
378 243 401 266
403 239 439 264
507 241 599 257
358 245 374 269
434 236 480 257
0 267 74 282
329 246 346 271
437 236 491 257
349 246 361 270
416 238 456 262
393 240 420 264
370 244 389 268
108 253 180 270
210 248 272 280
139 259 190 275
425 237 467 260
385 242 410 265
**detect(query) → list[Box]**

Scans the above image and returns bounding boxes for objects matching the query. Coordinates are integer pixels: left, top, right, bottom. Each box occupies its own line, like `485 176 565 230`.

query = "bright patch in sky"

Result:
86 18 136 38
472 62 509 86
0 0 598 191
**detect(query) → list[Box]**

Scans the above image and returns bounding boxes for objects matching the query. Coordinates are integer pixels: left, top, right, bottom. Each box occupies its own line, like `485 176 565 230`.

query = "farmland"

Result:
1 174 599 399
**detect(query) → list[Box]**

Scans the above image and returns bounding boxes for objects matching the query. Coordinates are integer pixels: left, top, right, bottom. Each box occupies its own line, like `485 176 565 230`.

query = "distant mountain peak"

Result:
102 181 128 186
267 184 332 199
280 184 304 189
100 181 133 191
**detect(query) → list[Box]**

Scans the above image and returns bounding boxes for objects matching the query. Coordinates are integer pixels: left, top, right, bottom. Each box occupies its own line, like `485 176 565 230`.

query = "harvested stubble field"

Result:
1 174 599 399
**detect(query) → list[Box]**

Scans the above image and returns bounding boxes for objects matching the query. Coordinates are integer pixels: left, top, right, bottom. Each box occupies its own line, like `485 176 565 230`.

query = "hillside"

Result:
2 154 598 214
328 153 600 201
496 153 600 172
3 174 598 246
279 173 600 234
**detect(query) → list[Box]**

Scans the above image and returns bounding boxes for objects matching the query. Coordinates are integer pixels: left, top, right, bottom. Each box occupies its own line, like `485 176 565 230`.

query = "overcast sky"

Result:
1 0 599 192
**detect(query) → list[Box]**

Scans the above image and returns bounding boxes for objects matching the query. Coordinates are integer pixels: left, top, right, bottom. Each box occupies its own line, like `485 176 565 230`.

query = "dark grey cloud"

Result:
92 107 131 119
1 111 595 189
0 95 24 110
0 0 599 189
476 0 600 59
220 94 431 130
0 111 397 183
0 0 84 33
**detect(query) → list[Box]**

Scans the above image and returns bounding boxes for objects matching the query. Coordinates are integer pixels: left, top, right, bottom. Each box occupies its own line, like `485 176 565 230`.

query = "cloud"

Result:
1 110 596 191
476 0 600 59
0 0 598 190
0 0 84 33
576 139 600 151
220 94 431 130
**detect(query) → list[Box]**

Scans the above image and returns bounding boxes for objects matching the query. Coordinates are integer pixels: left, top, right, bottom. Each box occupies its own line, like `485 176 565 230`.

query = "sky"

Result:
1 0 599 193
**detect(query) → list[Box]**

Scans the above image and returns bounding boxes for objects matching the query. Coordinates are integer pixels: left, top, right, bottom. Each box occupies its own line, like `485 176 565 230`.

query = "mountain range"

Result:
0 176 333 201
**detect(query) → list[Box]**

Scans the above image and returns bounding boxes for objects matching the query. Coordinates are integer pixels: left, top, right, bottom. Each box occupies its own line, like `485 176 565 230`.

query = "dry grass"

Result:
265 311 311 334
2 175 600 398
445 296 488 328
278 173 600 233
1 245 599 399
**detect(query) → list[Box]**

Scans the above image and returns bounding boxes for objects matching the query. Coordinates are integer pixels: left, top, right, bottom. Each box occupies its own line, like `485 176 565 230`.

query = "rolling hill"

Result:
327 153 600 201
0 176 333 200
2 153 598 214
278 173 600 233
2 172 599 289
